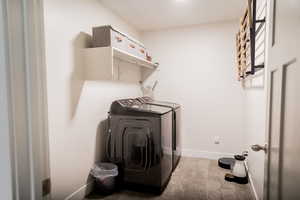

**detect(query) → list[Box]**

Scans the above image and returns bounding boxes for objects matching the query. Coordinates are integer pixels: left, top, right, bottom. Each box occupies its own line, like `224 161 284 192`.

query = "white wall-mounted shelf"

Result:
83 47 158 82
113 48 158 69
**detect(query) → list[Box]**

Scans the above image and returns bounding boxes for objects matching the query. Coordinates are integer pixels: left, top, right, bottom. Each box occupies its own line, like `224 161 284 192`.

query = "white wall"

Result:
0 1 13 199
43 0 142 199
44 1 269 199
142 22 246 159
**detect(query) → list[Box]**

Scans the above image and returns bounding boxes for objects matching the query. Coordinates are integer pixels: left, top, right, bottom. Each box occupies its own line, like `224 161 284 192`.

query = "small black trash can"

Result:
90 163 118 194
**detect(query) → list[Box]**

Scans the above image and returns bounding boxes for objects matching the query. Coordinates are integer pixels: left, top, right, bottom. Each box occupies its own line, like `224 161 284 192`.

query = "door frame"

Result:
1 0 50 199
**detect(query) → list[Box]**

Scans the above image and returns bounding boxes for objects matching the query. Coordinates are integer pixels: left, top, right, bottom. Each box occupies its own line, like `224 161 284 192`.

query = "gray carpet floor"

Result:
86 157 254 200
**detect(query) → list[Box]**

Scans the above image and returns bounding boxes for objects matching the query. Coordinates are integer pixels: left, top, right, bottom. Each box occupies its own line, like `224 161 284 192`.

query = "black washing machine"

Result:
137 97 182 171
107 98 173 193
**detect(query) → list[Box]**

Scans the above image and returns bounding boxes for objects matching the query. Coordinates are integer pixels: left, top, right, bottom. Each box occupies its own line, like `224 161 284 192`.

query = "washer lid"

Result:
138 97 180 109
149 100 180 109
132 104 172 115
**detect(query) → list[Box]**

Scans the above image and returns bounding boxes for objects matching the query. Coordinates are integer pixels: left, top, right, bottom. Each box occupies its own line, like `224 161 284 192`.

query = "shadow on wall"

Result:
242 70 265 90
94 119 110 162
84 119 109 196
70 32 93 119
115 60 143 84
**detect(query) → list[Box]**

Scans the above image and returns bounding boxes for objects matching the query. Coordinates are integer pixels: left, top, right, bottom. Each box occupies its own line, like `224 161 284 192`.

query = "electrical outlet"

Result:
214 136 220 144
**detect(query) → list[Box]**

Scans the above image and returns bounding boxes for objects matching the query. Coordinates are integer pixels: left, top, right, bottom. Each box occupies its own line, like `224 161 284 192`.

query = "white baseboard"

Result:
64 181 93 200
245 161 259 200
181 149 234 160
248 173 259 200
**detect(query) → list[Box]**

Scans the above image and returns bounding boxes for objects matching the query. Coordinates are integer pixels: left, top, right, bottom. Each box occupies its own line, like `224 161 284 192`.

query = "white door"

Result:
263 0 300 199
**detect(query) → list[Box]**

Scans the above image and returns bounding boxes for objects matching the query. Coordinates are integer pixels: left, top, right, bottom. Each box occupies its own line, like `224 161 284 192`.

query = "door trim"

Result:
264 63 284 200
2 0 50 199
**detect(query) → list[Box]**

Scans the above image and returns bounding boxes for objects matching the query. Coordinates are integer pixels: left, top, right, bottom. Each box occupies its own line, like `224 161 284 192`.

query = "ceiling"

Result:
100 0 245 31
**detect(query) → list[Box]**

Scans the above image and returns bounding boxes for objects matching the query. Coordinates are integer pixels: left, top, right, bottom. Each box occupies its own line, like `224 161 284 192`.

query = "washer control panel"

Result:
137 96 154 104
118 99 142 108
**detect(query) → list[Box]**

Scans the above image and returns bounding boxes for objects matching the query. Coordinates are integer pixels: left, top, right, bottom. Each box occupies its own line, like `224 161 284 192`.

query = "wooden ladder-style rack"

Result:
236 0 266 80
